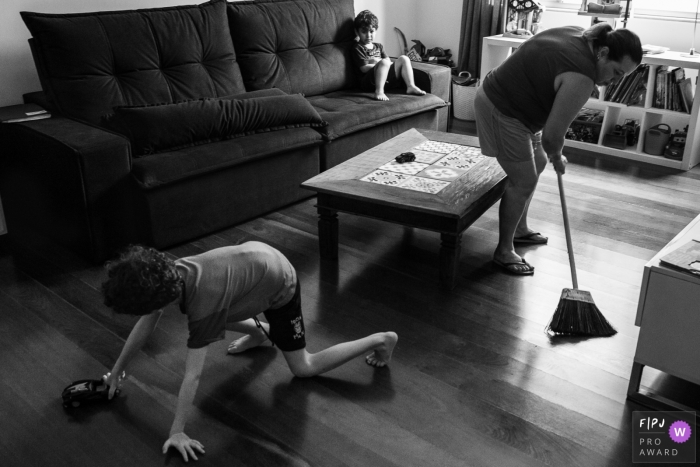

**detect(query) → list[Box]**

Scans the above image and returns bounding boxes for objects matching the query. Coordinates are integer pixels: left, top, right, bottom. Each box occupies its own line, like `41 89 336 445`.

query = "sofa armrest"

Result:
411 62 452 131
0 116 132 261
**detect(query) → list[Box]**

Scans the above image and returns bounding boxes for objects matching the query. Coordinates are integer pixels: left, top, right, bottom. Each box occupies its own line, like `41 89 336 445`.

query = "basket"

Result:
644 124 671 155
452 72 478 121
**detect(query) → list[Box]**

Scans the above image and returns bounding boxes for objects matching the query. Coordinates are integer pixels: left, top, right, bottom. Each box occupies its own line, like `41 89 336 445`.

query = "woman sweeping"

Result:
474 23 642 275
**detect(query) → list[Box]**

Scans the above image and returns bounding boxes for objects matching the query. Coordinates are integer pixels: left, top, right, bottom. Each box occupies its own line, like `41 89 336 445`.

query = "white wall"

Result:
1 1 698 107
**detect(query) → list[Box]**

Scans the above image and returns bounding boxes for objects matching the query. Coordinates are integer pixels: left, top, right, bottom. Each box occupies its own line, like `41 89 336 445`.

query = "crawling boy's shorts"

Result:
261 281 306 351
360 63 403 93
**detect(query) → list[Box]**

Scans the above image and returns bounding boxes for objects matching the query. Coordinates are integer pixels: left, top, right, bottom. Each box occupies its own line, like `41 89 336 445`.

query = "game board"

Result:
359 140 486 194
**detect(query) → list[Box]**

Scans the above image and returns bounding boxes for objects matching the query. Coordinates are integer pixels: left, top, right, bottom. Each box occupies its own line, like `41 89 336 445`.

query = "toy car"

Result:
664 126 687 161
62 379 119 408
395 152 416 163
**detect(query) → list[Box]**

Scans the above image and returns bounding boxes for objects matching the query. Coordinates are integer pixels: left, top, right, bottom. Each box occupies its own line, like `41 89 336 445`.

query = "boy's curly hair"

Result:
102 245 182 315
354 10 378 31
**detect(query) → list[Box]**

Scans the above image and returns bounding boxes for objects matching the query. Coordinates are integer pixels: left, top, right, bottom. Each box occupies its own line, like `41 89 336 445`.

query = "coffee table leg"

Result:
439 232 462 290
318 207 339 259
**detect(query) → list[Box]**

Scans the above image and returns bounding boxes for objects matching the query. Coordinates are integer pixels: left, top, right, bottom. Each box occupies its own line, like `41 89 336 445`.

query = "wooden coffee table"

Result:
301 128 507 289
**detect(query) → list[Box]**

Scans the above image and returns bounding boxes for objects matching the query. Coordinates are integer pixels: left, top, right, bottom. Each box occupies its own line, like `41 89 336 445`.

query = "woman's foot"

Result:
365 332 398 367
513 230 548 245
406 85 426 96
493 251 534 275
227 326 271 354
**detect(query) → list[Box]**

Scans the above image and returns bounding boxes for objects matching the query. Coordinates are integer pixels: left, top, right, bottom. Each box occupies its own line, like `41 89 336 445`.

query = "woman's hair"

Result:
583 23 642 64
102 245 181 315
354 10 378 31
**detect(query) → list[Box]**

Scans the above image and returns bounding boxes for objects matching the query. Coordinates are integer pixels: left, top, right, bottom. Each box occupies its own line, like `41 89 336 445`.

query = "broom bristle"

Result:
547 288 617 337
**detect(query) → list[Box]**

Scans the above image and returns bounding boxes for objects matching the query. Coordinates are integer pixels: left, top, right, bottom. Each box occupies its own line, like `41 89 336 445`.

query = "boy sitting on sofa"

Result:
352 10 426 101
101 241 398 462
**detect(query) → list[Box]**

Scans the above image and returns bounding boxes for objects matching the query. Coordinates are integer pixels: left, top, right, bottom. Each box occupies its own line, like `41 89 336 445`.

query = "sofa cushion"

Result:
131 128 322 189
105 94 328 156
21 0 244 125
307 91 447 140
227 0 357 97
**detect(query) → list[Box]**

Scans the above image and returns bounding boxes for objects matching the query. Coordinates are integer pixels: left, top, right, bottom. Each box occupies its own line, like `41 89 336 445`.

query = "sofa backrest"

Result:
227 0 357 97
21 0 245 125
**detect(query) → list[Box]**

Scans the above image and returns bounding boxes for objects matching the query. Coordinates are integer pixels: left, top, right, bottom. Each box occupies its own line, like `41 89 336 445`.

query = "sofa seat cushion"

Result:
21 0 244 125
104 94 327 156
131 128 322 189
307 91 447 141
227 0 357 96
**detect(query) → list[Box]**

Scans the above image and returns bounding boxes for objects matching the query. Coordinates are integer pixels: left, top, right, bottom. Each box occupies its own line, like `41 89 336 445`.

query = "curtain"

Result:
457 0 505 79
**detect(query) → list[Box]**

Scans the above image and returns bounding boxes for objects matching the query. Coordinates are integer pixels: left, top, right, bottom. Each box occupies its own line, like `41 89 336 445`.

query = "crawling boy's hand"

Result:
102 371 125 399
163 432 205 462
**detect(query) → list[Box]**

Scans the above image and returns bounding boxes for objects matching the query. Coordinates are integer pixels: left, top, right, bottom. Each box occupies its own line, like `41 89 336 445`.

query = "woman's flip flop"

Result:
513 232 548 245
493 258 535 275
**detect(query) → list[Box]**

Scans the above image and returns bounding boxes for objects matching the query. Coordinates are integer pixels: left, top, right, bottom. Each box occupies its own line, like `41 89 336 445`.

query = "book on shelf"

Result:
0 103 51 123
619 64 645 104
678 78 694 114
659 239 700 277
653 66 668 109
626 65 649 107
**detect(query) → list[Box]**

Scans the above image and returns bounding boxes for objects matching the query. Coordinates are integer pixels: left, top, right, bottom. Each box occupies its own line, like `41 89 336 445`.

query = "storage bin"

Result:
644 124 671 155
452 72 478 121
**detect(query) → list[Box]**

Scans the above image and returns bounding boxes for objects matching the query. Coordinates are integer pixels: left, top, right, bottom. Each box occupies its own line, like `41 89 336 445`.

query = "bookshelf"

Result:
480 36 700 170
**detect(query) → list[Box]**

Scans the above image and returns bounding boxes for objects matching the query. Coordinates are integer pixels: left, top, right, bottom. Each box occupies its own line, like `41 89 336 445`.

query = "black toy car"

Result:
62 379 119 408
395 152 416 163
664 126 687 161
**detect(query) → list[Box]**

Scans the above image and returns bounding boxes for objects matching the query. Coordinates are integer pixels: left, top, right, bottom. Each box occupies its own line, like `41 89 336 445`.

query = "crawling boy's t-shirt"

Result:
351 42 388 73
175 242 297 349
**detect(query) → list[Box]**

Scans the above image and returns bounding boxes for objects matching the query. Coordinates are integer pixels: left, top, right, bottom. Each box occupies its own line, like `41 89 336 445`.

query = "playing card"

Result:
434 153 485 170
449 145 484 157
377 160 429 175
409 149 445 164
360 170 410 186
418 166 467 181
413 140 461 154
398 176 450 194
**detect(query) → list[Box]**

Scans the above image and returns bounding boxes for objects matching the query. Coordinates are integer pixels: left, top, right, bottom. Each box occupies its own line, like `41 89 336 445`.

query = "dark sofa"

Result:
0 0 450 262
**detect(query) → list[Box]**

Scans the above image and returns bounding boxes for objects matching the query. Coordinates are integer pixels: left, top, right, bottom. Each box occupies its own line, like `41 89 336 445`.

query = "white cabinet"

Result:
480 35 700 170
628 214 700 410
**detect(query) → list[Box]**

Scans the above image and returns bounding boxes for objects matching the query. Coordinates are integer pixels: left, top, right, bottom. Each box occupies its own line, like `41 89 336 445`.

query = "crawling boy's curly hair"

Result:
102 245 181 315
354 10 378 31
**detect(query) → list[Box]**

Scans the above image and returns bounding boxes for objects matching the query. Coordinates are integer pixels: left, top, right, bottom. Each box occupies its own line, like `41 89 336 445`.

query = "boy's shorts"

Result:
474 86 542 163
262 281 306 351
359 63 403 93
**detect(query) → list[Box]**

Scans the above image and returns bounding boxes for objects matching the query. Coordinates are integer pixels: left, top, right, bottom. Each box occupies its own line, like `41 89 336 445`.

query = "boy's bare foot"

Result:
374 92 389 101
365 332 398 367
406 85 426 96
227 328 271 354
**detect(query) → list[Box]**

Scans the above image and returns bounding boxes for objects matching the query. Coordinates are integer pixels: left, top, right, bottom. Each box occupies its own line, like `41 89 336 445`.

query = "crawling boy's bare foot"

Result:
365 332 398 367
406 85 426 96
374 91 389 101
227 327 271 354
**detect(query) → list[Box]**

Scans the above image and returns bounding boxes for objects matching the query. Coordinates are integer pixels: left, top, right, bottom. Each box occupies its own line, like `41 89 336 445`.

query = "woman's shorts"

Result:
360 63 403 92
474 86 542 163
262 281 306 352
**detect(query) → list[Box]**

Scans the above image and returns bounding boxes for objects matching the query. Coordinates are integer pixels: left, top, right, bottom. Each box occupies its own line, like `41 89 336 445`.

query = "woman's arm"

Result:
542 72 595 173
162 346 209 462
105 310 163 397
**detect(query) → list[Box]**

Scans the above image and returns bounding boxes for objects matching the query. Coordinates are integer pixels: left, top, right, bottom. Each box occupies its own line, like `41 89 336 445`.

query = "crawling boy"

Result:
101 241 398 462
352 10 426 101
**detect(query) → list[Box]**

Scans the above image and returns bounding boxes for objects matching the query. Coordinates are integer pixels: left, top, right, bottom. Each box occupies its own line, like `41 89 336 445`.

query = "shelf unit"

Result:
480 36 700 170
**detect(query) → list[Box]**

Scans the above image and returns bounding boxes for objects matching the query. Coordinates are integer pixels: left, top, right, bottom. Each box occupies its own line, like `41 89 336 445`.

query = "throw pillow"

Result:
103 94 327 156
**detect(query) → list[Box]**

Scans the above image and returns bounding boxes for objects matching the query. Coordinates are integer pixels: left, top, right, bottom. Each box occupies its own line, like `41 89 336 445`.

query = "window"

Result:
543 0 700 18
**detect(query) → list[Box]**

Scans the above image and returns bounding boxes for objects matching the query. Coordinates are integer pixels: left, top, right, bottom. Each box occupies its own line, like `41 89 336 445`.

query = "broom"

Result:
547 171 617 337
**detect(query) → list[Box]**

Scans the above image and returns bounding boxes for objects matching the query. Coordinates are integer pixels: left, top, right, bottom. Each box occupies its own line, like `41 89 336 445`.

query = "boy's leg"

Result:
281 332 399 378
394 55 425 96
227 318 271 354
373 58 392 101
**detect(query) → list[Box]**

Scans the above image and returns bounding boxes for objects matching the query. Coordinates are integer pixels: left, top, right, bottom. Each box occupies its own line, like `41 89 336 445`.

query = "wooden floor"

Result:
1 120 699 466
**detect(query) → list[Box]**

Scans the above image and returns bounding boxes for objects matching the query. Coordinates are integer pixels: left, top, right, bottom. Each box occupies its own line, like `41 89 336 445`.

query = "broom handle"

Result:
557 171 579 289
